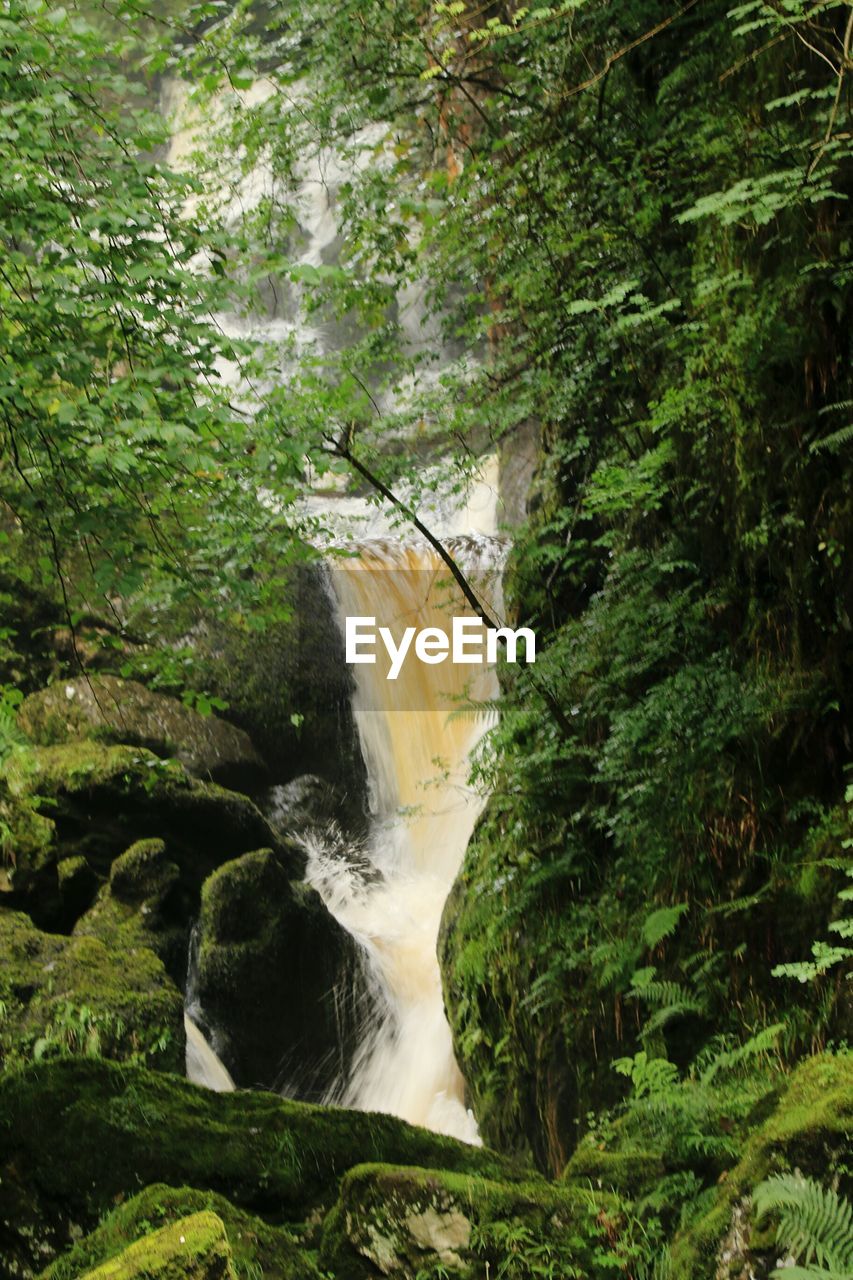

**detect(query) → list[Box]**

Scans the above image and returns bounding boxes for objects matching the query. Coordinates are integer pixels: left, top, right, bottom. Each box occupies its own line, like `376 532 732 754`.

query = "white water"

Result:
184 1012 235 1092
169 77 505 1135
185 483 504 1138
305 529 501 1143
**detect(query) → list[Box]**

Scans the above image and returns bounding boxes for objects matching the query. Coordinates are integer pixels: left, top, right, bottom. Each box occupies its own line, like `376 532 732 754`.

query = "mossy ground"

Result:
667 1052 853 1280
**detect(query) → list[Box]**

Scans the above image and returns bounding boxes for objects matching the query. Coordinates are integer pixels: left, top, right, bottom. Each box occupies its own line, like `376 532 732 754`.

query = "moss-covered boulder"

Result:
320 1163 613 1280
0 1058 516 1275
40 1184 321 1280
563 1143 666 1199
19 677 266 793
194 848 368 1095
5 742 299 934
71 839 187 980
78 1212 235 1280
667 1052 853 1280
0 909 183 1073
0 778 55 896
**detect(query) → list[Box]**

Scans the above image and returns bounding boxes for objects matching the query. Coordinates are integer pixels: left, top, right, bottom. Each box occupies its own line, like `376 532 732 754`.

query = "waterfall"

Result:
184 1013 235 1093
304 531 501 1143
166 76 504 1134
185 491 503 1140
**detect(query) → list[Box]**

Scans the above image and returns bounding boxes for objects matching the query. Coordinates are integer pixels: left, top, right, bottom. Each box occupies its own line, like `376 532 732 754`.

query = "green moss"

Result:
40 1184 322 1280
78 1211 234 1280
195 848 362 1092
669 1052 853 1280
0 778 55 874
57 856 90 889
5 741 287 939
18 676 266 792
0 1057 520 1275
109 841 177 903
563 1141 666 1197
0 910 184 1073
320 1162 614 1280
73 839 185 976
10 741 190 800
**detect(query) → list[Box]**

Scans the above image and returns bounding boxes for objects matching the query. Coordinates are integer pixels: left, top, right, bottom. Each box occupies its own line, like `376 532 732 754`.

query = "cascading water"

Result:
305 535 501 1143
167 76 506 1138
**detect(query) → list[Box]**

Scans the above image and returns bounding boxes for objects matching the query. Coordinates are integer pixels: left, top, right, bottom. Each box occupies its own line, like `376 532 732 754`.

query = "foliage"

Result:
0 0 852 1275
0 0 316 636
754 1172 853 1280
773 790 853 982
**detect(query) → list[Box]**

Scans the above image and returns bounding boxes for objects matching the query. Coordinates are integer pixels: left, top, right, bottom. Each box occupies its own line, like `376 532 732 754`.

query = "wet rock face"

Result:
194 847 368 1097
18 675 267 793
263 773 370 849
193 564 368 800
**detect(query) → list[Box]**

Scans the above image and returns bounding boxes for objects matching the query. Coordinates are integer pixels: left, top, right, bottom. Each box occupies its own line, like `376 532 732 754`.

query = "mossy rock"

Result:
563 1141 666 1198
72 840 187 979
320 1162 614 1280
0 779 55 882
19 676 267 793
40 1184 320 1280
78 1211 235 1280
5 742 299 936
669 1052 853 1280
194 848 369 1095
0 908 183 1074
438 804 618 1175
0 1057 518 1274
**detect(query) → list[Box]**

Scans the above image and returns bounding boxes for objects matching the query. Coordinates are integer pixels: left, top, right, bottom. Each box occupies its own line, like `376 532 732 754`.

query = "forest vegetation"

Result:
0 0 851 1278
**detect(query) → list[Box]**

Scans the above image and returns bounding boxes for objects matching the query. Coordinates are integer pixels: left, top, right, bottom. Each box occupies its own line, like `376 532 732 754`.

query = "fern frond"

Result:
809 423 853 455
772 1268 850 1280
754 1173 853 1276
642 904 689 948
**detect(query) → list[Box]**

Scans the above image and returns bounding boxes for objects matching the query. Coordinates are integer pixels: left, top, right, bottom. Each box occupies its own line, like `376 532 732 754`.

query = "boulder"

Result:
193 847 369 1096
80 1211 235 1280
73 839 187 981
4 742 301 936
264 774 357 836
18 676 266 792
320 1163 612 1280
40 1184 320 1280
0 909 183 1074
0 1057 514 1274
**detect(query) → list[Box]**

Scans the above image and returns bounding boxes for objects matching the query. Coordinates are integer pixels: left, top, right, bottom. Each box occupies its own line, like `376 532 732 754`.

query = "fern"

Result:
753 1173 853 1279
642 904 689 948
773 867 853 983
809 423 853 456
